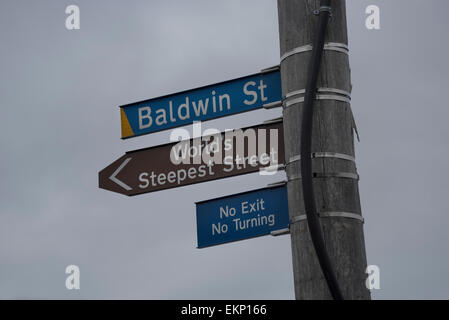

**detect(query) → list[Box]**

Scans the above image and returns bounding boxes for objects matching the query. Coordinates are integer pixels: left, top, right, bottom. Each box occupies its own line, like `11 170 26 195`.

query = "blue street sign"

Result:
120 67 281 139
196 185 289 248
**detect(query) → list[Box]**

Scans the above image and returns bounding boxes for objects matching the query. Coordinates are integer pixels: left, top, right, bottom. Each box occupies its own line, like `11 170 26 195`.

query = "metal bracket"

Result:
263 117 283 125
259 164 285 174
291 212 364 224
260 65 280 74
270 228 290 236
263 101 283 109
266 180 287 188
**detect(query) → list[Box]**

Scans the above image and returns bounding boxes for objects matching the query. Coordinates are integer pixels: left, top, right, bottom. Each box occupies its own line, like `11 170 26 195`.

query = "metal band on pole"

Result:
291 211 364 224
288 172 360 182
280 42 349 62
285 87 351 100
287 152 356 165
284 94 351 108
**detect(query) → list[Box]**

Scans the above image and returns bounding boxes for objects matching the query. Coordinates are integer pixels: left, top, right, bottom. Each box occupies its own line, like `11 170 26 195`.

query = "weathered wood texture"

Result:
277 0 371 300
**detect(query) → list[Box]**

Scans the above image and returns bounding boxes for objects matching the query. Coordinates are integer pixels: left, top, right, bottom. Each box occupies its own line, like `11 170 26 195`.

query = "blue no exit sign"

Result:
195 185 289 248
120 67 281 139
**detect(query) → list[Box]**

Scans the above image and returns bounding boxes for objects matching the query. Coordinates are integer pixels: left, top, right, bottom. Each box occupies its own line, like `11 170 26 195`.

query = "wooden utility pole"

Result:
277 0 371 299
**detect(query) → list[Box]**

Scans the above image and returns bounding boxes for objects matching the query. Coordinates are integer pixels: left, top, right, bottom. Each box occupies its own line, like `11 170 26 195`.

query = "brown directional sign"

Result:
99 119 284 196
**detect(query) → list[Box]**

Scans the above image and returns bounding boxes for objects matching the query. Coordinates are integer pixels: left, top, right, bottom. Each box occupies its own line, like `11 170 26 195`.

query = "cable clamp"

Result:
314 6 333 17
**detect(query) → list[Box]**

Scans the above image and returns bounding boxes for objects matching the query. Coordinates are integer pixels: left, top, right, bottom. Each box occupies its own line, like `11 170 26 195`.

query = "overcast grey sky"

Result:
0 0 448 299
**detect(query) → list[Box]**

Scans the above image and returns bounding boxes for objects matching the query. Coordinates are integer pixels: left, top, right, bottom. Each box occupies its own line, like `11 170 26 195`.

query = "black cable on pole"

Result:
300 0 344 300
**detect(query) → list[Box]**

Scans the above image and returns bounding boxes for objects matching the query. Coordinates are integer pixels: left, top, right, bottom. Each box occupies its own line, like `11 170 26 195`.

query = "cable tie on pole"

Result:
314 6 332 17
